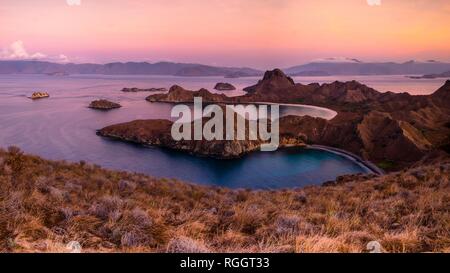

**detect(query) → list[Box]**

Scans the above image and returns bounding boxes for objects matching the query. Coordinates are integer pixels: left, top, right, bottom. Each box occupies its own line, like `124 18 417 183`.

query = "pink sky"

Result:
0 0 449 68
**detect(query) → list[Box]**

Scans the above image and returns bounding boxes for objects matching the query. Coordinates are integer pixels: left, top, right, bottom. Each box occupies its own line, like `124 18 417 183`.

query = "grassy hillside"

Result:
0 146 449 253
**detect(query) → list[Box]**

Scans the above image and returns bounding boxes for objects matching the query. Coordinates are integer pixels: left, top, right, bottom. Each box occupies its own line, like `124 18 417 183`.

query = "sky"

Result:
0 0 449 69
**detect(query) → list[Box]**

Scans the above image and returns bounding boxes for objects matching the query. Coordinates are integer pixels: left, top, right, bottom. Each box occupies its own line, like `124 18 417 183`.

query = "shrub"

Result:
166 236 210 253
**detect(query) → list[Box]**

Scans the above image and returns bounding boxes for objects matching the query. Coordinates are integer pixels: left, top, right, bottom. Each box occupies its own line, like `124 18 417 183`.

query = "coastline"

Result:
307 144 385 175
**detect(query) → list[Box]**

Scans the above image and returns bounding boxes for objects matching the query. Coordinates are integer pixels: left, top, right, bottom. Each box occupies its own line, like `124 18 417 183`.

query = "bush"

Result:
166 236 210 253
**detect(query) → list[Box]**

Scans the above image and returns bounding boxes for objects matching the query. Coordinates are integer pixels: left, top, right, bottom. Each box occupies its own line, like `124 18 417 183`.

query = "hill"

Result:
0 147 448 253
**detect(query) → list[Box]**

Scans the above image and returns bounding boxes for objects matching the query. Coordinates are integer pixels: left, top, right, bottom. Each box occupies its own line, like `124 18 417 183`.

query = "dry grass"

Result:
0 146 449 253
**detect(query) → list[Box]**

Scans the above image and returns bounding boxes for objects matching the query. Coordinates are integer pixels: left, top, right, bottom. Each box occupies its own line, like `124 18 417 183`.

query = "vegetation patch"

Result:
0 147 449 253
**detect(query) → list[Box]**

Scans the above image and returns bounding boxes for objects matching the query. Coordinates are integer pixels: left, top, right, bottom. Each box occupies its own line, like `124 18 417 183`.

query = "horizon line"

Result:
1 58 450 70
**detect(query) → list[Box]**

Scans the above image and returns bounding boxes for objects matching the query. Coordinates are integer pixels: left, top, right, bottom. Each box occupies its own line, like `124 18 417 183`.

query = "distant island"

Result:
285 60 450 76
46 71 69 76
121 87 167 92
289 70 331 77
408 71 450 79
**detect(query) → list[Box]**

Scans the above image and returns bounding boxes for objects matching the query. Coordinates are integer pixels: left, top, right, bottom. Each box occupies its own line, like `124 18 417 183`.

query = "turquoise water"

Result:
1 74 435 188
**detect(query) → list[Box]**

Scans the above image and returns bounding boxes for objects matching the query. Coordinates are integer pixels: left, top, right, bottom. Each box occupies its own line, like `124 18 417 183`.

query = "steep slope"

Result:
243 69 295 94
1 147 448 253
432 80 450 106
356 112 430 163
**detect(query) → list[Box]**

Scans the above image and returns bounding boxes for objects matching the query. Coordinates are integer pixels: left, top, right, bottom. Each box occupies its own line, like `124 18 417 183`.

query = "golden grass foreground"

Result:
0 146 449 253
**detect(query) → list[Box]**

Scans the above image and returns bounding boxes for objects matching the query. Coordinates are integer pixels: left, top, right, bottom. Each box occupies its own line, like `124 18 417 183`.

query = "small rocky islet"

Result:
29 92 50 100
89 99 122 110
214 82 236 91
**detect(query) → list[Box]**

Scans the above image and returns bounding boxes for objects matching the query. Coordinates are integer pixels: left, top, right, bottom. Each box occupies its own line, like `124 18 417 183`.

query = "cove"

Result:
0 74 370 189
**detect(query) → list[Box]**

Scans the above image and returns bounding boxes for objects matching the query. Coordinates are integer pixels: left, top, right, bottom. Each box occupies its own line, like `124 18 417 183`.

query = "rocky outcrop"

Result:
146 85 230 103
30 92 50 99
243 69 295 94
214 83 236 91
122 87 167 92
89 99 122 110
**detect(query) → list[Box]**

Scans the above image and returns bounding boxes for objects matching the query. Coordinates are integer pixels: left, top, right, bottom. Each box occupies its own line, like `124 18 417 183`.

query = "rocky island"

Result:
106 70 450 171
29 92 50 100
409 71 450 79
122 87 167 92
46 71 69 77
214 82 236 91
89 99 122 110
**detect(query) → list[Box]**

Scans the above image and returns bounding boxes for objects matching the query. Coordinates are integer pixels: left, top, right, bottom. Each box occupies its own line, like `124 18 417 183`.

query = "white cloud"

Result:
367 0 381 6
58 54 70 63
0 40 47 60
0 40 70 63
66 0 81 6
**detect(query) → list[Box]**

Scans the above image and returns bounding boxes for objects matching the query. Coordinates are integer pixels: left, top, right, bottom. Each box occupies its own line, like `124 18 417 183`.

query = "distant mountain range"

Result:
0 61 262 77
1 59 450 77
285 60 450 76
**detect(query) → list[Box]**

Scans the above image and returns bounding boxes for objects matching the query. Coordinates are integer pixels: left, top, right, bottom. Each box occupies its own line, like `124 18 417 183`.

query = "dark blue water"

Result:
0 74 374 189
